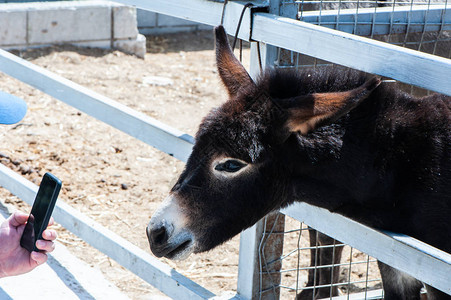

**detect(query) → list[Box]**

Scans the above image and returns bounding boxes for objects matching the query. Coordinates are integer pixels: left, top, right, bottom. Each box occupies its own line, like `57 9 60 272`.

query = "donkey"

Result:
147 26 451 299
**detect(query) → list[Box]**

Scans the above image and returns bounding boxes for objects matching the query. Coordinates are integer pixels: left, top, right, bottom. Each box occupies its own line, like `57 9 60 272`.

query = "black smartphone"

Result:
20 172 62 252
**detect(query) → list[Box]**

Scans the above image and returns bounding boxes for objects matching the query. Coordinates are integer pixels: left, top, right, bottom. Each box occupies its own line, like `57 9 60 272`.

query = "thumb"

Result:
9 211 29 228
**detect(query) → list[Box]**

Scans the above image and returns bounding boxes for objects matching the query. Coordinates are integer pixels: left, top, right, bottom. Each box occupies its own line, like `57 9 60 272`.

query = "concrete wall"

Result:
0 0 211 36
0 1 146 57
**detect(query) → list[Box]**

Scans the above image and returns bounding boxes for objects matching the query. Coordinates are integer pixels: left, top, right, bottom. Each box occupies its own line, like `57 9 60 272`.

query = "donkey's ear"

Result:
215 26 255 98
281 77 381 135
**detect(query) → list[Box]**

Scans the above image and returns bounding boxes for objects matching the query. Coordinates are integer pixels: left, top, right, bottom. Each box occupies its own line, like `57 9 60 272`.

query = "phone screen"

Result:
20 173 61 252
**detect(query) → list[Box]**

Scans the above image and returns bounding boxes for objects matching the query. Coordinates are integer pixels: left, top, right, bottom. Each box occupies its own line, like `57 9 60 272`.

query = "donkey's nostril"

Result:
150 225 168 246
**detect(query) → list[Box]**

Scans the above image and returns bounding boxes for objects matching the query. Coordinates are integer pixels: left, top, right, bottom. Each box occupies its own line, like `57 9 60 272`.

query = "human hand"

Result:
0 211 57 278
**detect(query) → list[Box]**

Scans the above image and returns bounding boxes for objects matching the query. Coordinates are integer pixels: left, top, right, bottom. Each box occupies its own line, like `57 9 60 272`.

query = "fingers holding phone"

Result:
29 217 57 267
36 227 57 252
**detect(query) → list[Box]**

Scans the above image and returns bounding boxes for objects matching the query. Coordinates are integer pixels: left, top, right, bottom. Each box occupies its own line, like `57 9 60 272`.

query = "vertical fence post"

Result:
236 221 265 299
236 213 286 300
236 1 292 298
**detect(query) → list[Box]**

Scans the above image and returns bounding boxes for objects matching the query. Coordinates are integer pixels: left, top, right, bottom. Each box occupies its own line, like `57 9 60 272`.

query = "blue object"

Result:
0 91 27 124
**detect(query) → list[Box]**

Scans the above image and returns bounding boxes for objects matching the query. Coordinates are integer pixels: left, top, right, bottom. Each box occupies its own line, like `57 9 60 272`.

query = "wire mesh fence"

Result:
258 215 383 299
272 0 450 94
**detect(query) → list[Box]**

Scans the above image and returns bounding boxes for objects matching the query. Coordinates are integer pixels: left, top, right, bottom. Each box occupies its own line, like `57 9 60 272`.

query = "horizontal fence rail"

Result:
0 49 193 163
102 0 265 41
110 0 451 96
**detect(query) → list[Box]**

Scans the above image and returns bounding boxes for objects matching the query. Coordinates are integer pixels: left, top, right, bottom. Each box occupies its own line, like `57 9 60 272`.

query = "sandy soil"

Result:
0 31 380 299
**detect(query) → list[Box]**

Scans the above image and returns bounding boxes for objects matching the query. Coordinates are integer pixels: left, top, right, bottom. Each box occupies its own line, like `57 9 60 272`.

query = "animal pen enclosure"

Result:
0 0 450 299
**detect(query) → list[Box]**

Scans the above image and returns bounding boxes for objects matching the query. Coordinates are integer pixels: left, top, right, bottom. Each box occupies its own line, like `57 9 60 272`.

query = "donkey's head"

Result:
146 26 380 260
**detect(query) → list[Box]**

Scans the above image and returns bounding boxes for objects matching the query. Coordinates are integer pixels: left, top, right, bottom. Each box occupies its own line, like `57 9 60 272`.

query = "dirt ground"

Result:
0 31 380 299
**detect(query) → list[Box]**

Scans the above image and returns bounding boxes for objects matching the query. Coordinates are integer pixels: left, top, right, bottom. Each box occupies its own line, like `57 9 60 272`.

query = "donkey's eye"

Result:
215 160 247 173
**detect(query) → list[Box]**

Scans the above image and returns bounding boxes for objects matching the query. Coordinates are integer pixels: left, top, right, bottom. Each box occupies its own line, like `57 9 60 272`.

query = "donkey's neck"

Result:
283 124 350 207
286 127 396 228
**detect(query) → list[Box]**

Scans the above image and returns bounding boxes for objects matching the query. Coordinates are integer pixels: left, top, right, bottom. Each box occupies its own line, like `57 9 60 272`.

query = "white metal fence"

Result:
0 0 450 299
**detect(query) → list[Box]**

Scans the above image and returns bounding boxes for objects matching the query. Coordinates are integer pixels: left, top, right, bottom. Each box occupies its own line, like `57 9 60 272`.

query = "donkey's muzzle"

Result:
146 222 193 260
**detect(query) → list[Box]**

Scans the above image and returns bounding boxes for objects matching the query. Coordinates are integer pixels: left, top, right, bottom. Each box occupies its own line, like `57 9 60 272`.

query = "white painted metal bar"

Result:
252 13 451 96
0 49 194 163
110 0 219 25
0 163 215 299
237 222 265 299
281 202 451 295
298 5 451 35
109 0 265 41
